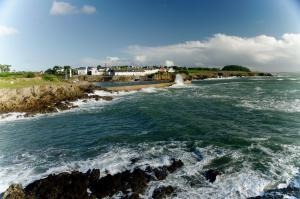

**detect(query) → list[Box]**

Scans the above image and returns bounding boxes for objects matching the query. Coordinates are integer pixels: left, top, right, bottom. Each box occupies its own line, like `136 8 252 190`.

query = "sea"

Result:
0 73 300 198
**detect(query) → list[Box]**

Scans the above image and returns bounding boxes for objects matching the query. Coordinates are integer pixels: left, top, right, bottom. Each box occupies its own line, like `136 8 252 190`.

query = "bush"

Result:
222 65 251 72
42 74 59 81
25 72 35 78
0 72 36 78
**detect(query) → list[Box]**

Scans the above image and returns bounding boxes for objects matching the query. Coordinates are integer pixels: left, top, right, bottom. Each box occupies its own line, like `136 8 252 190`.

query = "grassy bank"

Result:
0 73 63 89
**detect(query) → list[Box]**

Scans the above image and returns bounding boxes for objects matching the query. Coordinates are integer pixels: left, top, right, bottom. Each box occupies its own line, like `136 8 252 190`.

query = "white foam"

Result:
141 87 158 93
238 99 300 113
0 112 27 122
203 76 239 81
255 86 263 91
94 89 138 97
1 142 299 199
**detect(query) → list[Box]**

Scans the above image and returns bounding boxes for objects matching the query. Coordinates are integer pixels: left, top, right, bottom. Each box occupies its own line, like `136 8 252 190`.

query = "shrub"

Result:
25 72 35 78
222 65 251 72
42 74 59 81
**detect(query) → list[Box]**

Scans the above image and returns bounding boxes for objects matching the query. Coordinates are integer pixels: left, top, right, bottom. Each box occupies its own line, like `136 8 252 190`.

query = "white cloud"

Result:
81 5 96 15
135 55 147 63
50 1 76 15
106 56 120 62
126 33 300 72
81 56 130 66
50 1 96 15
0 25 18 36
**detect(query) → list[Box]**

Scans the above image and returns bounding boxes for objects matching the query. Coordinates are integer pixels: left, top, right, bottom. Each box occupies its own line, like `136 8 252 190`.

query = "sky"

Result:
0 0 300 72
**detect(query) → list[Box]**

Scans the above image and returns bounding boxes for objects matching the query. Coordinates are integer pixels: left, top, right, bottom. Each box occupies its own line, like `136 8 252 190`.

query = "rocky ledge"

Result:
0 82 112 118
1 159 184 199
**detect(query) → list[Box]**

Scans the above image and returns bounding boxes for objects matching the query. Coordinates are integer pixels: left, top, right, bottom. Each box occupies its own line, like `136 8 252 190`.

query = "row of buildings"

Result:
75 66 175 76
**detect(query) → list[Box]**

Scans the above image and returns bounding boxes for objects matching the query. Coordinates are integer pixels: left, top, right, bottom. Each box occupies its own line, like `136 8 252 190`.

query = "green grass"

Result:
0 73 63 89
0 72 37 79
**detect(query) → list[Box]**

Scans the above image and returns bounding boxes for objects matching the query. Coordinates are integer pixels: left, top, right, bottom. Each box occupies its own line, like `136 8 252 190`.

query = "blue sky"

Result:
0 0 300 71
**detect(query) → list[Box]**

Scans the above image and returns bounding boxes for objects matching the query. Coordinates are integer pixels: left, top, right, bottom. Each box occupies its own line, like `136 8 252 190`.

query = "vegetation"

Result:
0 72 36 78
222 65 251 72
42 74 60 82
0 64 11 72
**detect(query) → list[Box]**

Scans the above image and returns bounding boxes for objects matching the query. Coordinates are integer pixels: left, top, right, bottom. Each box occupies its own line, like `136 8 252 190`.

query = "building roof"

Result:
77 67 87 70
113 69 145 72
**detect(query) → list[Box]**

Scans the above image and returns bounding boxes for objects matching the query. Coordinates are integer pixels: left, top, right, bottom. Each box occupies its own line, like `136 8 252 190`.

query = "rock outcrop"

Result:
152 186 174 199
0 82 112 116
1 159 184 199
203 169 221 183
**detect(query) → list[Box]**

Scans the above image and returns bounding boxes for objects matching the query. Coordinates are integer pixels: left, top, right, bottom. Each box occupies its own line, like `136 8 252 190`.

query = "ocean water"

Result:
1 74 300 198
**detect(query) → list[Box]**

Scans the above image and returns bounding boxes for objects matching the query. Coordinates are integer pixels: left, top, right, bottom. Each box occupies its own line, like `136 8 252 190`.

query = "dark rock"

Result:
2 159 184 199
130 157 140 165
152 186 174 199
166 159 184 173
90 168 151 198
153 167 168 180
203 169 221 183
121 192 141 199
25 171 89 199
86 169 100 186
100 96 113 101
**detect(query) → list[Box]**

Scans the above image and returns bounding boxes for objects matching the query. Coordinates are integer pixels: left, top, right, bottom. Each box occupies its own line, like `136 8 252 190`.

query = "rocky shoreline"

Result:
1 159 184 199
0 82 113 118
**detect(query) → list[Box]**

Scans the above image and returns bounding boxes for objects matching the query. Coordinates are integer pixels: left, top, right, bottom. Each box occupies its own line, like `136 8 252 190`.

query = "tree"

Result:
222 65 251 72
0 64 11 72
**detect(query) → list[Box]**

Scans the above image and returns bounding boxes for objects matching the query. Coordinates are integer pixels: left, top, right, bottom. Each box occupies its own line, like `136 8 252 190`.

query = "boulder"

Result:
1 184 26 199
25 171 90 199
152 186 174 199
203 169 221 183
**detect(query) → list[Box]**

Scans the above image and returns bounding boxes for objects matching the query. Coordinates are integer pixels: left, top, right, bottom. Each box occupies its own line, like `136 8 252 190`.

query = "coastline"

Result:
105 82 173 92
1 159 184 199
0 72 272 119
0 73 299 198
0 82 112 119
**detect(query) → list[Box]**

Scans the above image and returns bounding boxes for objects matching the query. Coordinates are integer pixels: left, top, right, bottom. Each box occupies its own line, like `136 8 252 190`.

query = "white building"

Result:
87 67 104 75
144 69 159 75
113 70 145 76
113 68 159 76
76 67 87 75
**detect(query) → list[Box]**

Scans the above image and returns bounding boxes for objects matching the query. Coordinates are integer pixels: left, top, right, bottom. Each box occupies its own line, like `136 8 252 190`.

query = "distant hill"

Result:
222 65 251 72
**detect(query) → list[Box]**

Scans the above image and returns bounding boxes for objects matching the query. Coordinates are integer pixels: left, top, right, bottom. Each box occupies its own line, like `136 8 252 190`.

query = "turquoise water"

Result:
1 74 300 198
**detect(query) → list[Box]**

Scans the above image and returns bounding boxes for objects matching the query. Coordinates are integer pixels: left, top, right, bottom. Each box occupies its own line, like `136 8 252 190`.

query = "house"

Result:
159 67 167 72
144 69 159 75
87 67 104 75
76 67 87 75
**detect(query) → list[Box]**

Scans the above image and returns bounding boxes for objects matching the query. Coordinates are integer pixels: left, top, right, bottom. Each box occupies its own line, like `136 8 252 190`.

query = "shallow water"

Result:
1 74 300 198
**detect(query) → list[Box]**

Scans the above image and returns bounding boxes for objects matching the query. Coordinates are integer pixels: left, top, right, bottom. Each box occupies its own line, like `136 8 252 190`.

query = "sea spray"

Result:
174 74 185 86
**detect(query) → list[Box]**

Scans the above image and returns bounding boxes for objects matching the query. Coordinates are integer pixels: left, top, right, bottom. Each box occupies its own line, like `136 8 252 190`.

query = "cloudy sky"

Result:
0 0 300 72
